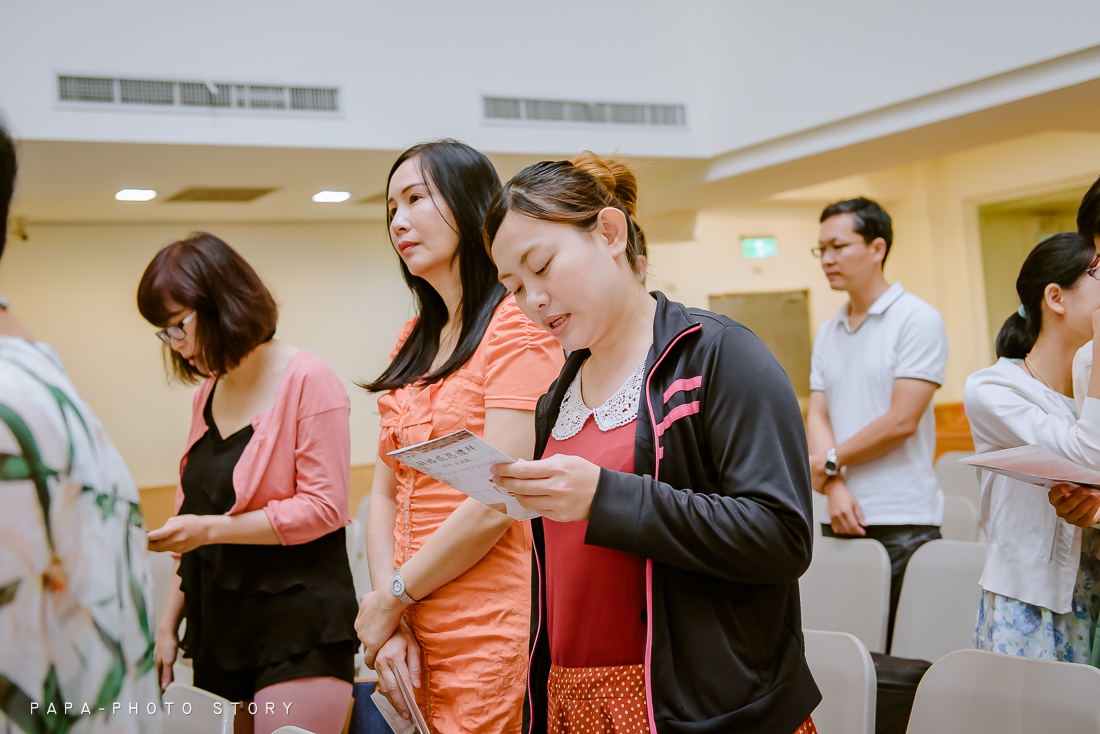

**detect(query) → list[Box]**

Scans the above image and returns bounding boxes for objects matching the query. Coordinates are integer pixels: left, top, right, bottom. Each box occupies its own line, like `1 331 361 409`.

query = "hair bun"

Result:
570 151 639 218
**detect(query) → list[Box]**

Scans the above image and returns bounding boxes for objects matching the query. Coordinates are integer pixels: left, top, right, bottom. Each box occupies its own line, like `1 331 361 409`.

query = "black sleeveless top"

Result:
178 386 359 672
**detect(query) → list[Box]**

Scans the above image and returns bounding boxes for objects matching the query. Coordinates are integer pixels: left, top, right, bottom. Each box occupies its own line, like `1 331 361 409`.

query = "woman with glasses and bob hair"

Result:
965 232 1100 664
137 232 359 734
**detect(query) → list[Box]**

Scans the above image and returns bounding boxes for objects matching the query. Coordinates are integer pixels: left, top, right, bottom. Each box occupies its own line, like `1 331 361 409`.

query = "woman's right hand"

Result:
374 620 422 721
1049 483 1100 528
154 626 179 691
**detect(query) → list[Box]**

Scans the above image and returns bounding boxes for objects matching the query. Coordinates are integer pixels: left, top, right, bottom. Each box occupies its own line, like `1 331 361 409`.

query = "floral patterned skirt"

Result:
545 663 817 734
974 528 1100 665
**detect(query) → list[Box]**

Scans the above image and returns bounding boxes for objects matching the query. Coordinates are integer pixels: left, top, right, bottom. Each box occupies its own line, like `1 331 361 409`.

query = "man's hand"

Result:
809 451 831 494
826 480 867 536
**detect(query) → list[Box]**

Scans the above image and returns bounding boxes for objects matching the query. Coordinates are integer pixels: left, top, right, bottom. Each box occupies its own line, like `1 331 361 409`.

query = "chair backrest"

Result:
811 492 828 542
906 648 1100 733
939 495 980 542
162 684 234 734
800 536 891 653
148 550 175 634
935 451 982 511
356 493 371 528
803 630 876 734
345 518 372 599
890 540 986 662
271 728 318 734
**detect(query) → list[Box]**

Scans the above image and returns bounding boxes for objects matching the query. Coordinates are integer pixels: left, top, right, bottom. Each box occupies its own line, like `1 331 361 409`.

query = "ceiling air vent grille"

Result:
483 96 686 127
57 75 340 114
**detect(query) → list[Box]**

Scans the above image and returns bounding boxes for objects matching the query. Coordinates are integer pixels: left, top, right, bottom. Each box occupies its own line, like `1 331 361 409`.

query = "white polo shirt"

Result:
810 282 949 526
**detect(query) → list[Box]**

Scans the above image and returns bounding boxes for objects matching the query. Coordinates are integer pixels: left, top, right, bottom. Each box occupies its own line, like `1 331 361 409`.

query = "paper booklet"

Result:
960 445 1100 489
370 661 429 734
386 429 539 520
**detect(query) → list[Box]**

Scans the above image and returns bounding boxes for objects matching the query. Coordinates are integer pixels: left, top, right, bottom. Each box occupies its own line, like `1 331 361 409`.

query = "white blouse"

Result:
964 356 1100 613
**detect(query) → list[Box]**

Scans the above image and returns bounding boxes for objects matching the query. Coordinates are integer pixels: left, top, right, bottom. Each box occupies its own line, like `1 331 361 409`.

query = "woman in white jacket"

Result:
964 231 1100 663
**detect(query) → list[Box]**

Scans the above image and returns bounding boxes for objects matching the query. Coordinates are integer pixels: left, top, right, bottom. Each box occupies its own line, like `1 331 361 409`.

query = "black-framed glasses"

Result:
1088 255 1100 281
156 312 194 345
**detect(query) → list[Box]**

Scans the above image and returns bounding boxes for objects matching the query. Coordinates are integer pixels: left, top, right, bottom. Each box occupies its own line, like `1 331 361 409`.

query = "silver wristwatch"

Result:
390 567 415 605
824 447 840 477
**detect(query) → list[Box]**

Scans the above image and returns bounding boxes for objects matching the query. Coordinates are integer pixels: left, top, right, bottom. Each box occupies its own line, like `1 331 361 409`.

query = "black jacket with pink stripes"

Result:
525 292 821 734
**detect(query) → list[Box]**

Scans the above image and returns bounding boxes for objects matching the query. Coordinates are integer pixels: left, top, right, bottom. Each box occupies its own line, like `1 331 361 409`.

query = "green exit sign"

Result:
741 237 778 259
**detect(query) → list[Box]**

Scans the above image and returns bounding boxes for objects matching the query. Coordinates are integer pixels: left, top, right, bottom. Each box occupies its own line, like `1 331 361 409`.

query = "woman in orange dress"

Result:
354 140 564 733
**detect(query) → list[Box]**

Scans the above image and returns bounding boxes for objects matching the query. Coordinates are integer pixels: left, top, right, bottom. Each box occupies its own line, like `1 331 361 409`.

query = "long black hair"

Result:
1079 173 1100 242
996 232 1095 359
0 119 15 260
363 140 507 392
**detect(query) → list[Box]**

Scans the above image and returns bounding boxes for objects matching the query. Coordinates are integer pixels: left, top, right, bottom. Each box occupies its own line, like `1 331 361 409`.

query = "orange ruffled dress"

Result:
376 296 565 734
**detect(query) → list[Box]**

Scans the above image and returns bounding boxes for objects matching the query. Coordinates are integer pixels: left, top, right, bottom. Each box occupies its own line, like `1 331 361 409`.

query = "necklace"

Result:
1024 355 1057 392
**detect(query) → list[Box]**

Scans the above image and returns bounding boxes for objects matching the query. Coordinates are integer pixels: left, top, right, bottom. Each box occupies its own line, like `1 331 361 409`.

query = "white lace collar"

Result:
551 359 646 440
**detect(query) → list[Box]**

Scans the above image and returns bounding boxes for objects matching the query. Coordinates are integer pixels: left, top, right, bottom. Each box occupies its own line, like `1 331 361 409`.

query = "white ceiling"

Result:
10 74 1100 227
8 140 706 224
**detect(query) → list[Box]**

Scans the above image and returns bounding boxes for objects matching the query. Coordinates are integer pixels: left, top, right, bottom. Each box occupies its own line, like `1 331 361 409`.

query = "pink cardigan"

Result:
175 349 352 546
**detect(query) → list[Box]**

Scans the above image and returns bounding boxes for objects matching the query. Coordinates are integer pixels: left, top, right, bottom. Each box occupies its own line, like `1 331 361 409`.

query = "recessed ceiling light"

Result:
115 189 157 201
312 190 351 203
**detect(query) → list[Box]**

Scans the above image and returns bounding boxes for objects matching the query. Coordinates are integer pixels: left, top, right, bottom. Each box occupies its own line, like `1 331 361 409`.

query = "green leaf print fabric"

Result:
0 336 161 733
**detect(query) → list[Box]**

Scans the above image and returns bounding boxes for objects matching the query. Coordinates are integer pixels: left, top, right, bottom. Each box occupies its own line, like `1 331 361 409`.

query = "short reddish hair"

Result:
137 232 278 383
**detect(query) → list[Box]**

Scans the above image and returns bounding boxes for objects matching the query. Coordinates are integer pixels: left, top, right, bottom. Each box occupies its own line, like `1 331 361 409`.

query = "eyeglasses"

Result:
1088 255 1100 281
810 242 863 258
156 312 195 345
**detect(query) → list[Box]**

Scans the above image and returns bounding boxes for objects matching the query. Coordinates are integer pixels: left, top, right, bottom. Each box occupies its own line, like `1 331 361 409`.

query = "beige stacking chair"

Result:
800 536 891 653
345 518 371 600
906 648 1100 733
803 630 876 734
162 684 234 734
935 451 982 512
890 540 986 663
939 495 980 542
148 550 175 634
354 495 374 595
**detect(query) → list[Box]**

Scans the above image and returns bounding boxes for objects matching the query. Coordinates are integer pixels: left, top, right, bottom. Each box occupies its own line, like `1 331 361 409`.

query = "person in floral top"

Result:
0 120 162 732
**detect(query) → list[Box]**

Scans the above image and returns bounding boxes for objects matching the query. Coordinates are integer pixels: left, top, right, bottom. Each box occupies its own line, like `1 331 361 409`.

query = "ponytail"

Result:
994 232 1094 359
994 311 1038 360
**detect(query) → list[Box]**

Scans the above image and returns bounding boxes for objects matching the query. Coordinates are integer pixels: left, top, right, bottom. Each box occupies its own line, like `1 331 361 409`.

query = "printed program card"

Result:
960 445 1100 489
387 429 539 520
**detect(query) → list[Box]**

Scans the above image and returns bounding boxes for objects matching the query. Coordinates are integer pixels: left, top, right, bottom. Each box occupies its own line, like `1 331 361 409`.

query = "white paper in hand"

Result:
960 445 1100 488
387 429 539 520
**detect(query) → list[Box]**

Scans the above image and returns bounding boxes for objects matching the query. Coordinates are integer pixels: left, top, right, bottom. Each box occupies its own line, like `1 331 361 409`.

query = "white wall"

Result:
0 221 413 487
0 0 711 158
702 0 1100 155
3 1 1098 161
649 130 1100 404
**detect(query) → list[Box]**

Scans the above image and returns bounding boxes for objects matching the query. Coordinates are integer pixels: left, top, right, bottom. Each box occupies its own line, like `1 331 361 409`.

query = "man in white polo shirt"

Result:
806 196 949 648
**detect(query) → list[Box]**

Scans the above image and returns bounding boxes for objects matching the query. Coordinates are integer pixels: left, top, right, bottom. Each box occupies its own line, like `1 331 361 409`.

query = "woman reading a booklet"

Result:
964 231 1100 664
357 140 563 733
487 153 821 734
